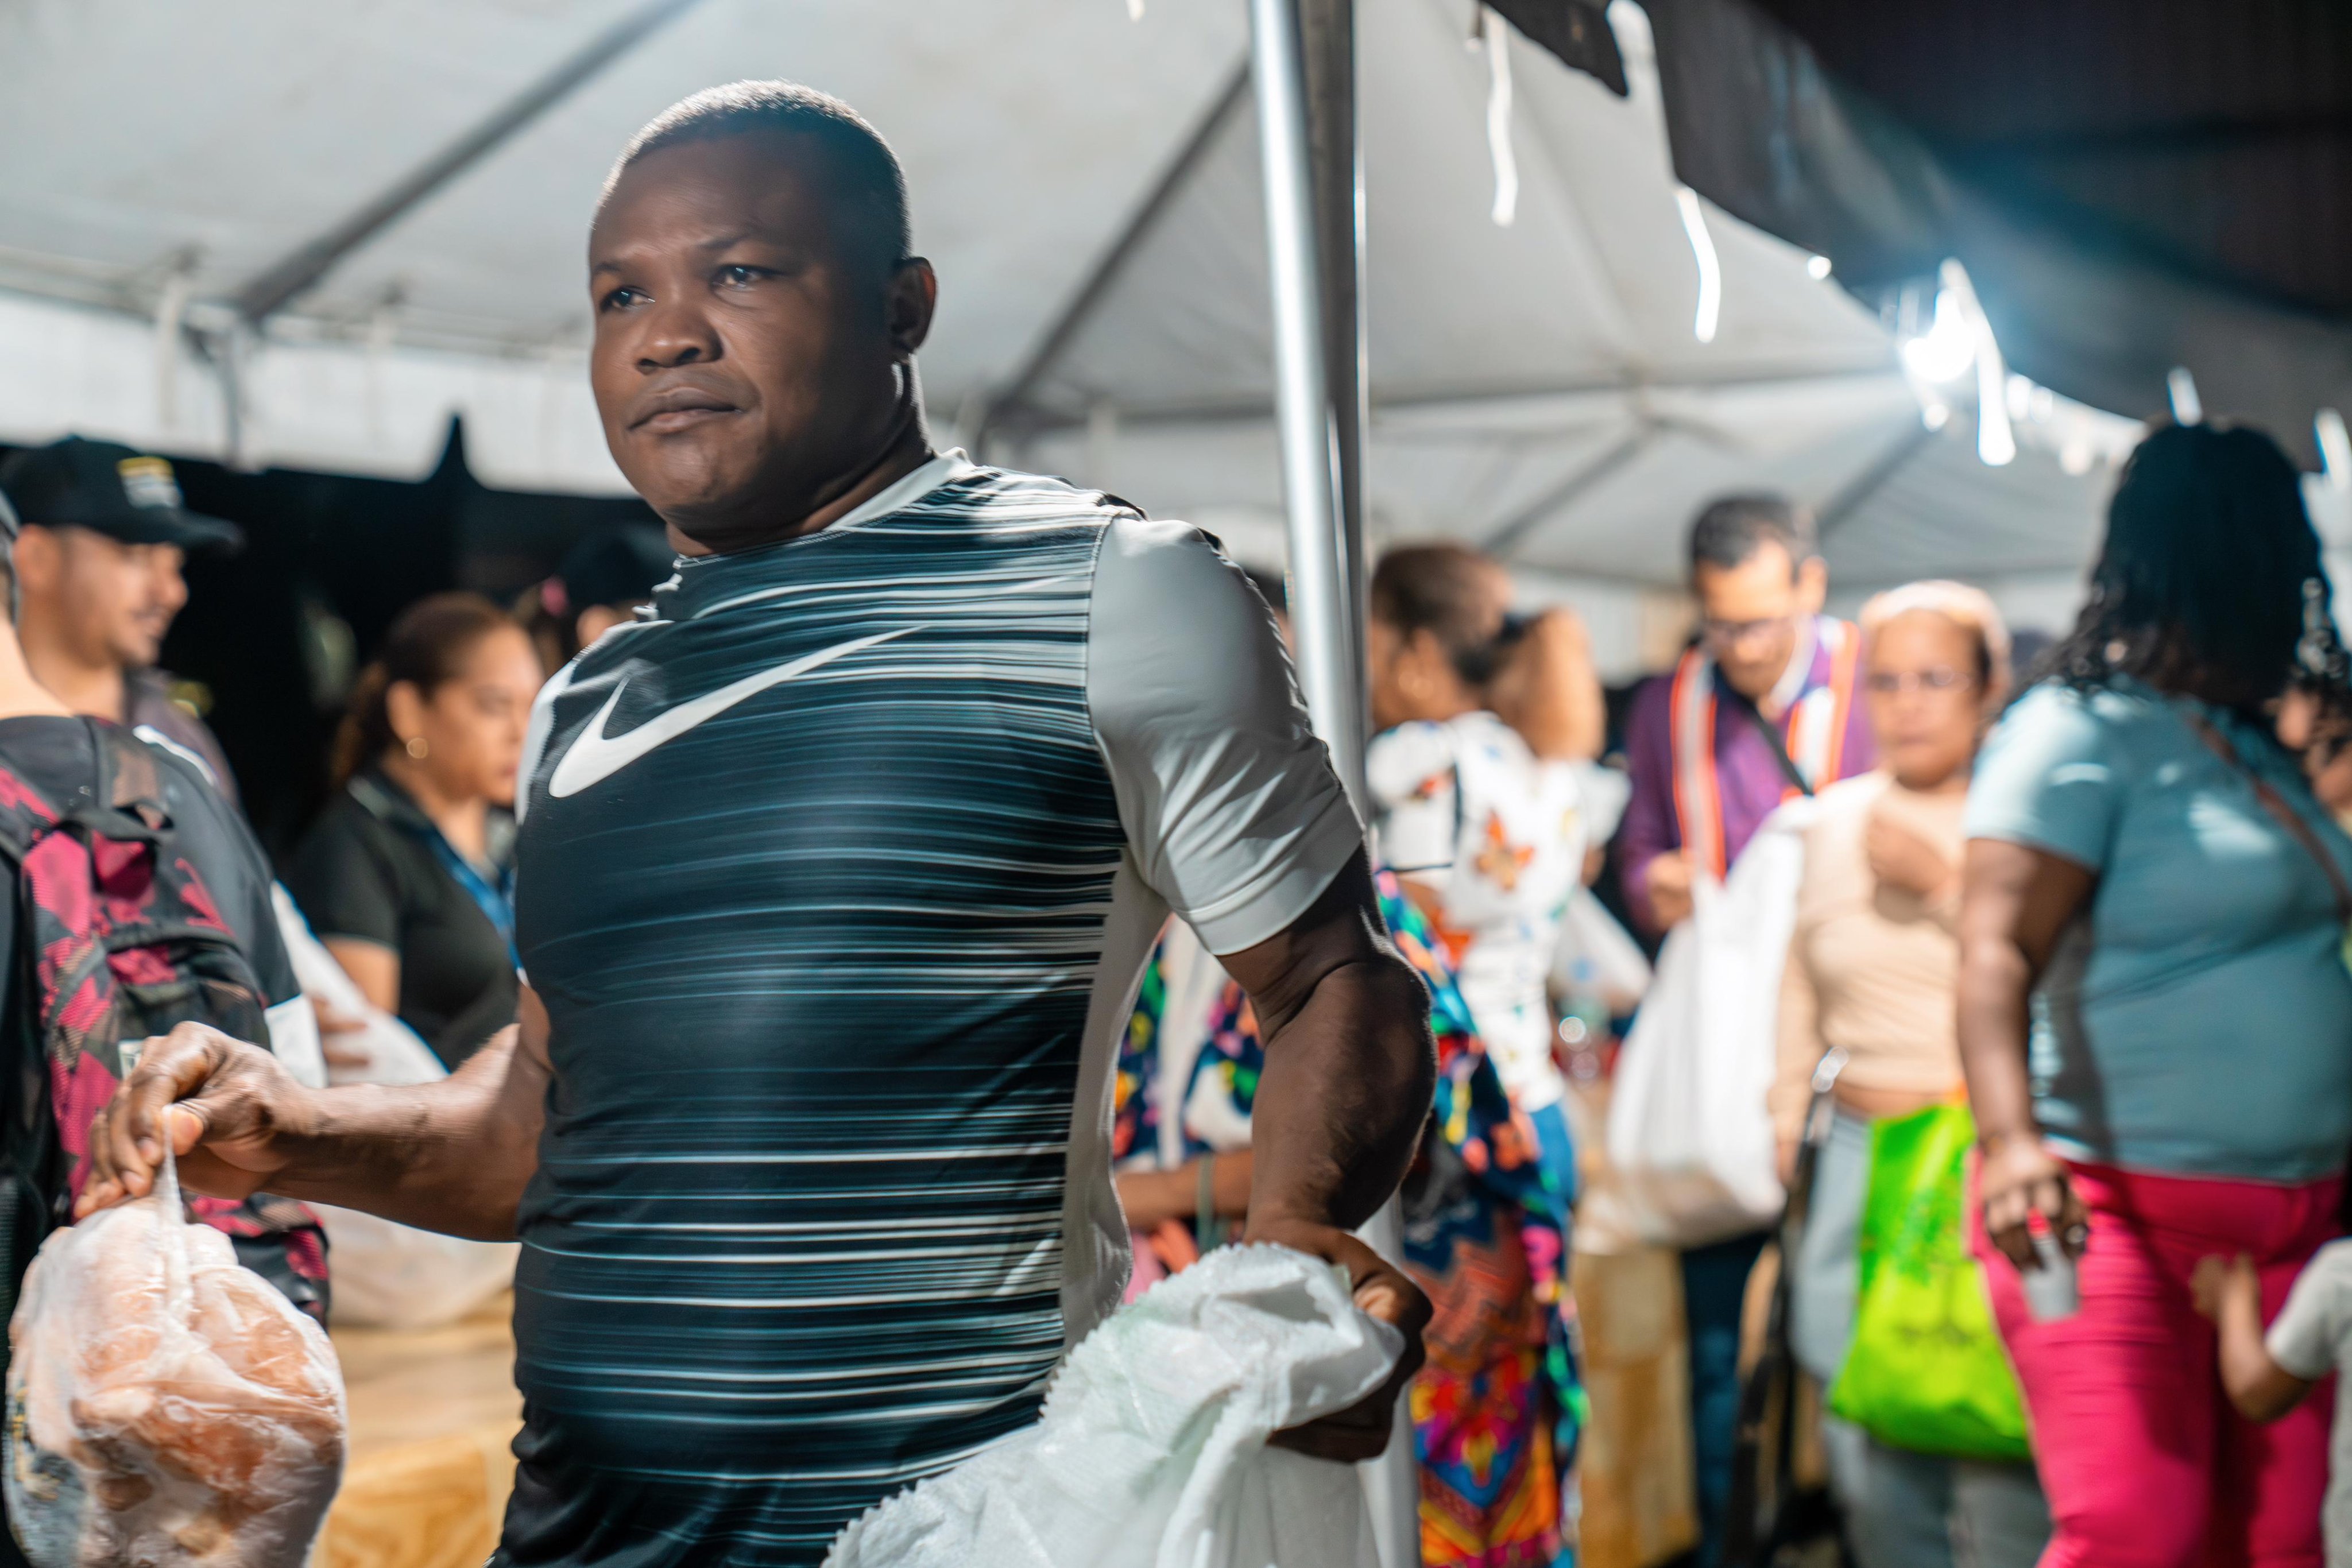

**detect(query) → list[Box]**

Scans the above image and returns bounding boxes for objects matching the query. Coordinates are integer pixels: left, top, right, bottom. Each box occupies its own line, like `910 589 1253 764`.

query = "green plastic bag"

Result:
1826 1104 2031 1461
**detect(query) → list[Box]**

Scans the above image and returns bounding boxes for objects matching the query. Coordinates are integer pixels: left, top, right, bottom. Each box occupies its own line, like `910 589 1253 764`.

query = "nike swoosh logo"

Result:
548 627 915 799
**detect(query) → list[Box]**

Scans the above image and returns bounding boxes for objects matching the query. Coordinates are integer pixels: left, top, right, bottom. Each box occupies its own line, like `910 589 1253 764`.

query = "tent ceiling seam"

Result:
229 0 711 325
1816 421 1941 541
1001 361 1902 435
976 55 1253 451
1480 420 1654 552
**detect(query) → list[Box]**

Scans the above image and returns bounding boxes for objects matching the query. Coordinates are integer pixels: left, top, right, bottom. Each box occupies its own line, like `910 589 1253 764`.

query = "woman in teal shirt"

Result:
1959 423 2352 1568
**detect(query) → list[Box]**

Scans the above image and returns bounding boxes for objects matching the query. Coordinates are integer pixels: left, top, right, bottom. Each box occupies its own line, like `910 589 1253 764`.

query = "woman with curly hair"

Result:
1958 422 2352 1567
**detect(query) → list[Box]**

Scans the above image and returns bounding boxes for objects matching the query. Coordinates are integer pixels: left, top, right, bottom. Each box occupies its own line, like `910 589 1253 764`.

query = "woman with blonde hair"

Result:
1776 580 2049 1567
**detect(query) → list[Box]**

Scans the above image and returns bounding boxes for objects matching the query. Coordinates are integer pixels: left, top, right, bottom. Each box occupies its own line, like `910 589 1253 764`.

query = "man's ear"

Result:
1796 555 1828 615
885 257 938 359
11 526 59 597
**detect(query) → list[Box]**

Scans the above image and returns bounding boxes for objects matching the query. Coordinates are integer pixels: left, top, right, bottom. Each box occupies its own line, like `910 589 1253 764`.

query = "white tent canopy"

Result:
0 0 2194 674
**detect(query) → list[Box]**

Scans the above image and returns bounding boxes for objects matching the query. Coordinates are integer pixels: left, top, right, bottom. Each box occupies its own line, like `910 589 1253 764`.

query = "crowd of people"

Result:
1107 420 2352 1568
0 73 2348 1568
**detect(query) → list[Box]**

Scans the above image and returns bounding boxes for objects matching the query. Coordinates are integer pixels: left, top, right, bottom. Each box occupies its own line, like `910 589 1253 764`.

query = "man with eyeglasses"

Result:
1614 493 1873 1567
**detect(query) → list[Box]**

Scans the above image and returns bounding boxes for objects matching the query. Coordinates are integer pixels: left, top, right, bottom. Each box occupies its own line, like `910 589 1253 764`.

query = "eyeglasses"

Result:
1701 613 1796 650
1864 668 1978 695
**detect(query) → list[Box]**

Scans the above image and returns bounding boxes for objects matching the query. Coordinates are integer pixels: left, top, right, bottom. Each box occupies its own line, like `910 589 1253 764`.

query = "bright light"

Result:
1939 258 2015 467
1976 392 2016 467
1899 289 1975 383
2320 409 2352 493
1901 261 2011 464
1806 254 1833 281
2168 366 2203 426
1675 186 1721 343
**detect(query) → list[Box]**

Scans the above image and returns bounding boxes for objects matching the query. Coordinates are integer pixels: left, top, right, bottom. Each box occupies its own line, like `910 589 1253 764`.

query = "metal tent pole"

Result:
1250 2 1418 1565
1252 0 1366 809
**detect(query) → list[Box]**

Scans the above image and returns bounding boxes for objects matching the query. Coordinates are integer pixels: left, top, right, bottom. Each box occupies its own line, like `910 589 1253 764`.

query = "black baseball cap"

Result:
0 438 242 554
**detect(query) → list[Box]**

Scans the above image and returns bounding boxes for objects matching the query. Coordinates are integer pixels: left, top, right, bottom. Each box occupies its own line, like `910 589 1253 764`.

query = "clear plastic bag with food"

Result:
4 1143 346 1567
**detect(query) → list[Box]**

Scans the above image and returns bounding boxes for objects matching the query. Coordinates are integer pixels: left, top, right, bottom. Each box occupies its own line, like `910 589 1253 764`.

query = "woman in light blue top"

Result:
1958 423 2352 1567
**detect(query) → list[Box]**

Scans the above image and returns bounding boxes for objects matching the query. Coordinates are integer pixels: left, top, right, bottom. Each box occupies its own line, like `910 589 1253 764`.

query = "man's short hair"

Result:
602 81 911 277
1687 494 1817 579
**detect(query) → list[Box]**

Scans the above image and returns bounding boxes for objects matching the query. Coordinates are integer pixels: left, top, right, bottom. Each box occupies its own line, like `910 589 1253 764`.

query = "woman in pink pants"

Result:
1958 423 2352 1568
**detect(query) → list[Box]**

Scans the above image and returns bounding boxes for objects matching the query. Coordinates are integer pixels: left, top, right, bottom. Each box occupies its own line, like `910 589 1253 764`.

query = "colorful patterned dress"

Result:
1115 872 1581 1567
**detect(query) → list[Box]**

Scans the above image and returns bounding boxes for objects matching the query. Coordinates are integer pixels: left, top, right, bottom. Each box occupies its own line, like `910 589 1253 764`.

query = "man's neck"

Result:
1756 615 1819 721
0 629 78 721
670 415 937 560
22 652 123 724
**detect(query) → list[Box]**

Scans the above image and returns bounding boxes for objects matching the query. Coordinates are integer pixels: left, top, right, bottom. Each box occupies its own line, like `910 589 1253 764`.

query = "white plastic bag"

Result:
1553 885 1653 1014
4 1151 346 1568
1605 800 1812 1247
273 886 517 1329
272 885 446 1091
825 1244 1401 1568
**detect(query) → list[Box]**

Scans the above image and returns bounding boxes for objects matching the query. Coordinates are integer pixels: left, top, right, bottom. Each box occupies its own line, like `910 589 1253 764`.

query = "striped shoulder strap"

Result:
1668 646 1727 881
1785 618 1862 792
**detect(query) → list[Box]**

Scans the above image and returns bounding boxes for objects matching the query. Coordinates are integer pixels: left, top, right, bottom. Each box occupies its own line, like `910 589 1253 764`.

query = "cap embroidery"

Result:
117 456 182 511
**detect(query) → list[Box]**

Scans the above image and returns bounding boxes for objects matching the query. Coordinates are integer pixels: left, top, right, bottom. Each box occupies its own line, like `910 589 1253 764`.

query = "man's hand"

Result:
1976 1130 2088 1271
1866 810 1956 900
79 1021 312 1216
1644 849 1696 929
75 1005 541 1241
1248 1216 1432 1462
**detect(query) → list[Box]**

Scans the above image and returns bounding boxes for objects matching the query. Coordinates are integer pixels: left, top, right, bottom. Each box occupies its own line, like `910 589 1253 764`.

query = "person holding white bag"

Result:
1614 495 1874 1567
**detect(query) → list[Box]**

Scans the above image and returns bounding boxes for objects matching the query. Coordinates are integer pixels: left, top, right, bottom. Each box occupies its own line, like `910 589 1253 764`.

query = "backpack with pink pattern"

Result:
0 721 325 1329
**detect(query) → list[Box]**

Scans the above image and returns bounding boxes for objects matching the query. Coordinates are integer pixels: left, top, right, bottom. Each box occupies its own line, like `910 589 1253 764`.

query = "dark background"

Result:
1 420 657 861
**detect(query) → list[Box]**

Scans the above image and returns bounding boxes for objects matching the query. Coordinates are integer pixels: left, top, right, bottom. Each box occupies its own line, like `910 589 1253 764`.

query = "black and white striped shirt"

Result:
501 453 1360 1566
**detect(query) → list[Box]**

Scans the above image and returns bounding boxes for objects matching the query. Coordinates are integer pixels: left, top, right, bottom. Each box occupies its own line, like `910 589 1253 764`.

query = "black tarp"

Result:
1498 0 2352 464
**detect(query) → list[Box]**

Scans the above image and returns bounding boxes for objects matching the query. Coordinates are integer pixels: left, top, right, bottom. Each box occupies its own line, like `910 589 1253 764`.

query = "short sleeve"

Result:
2266 1240 2352 1381
1088 517 1364 955
1963 684 2124 870
284 808 404 953
1367 722 1460 877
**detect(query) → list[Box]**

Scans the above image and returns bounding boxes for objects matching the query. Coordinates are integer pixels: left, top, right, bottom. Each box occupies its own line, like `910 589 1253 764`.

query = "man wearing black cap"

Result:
0 437 245 802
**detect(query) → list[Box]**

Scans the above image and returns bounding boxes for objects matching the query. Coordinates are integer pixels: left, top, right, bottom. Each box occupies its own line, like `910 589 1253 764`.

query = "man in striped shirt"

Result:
83 82 1437 1566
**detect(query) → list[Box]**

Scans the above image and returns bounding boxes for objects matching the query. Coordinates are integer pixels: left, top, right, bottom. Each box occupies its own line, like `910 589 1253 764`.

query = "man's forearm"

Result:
269 1029 544 1240
1246 952 1435 1233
